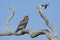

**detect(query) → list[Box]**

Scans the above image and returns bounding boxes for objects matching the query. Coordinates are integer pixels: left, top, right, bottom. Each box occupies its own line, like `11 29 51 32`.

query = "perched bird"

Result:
41 3 49 9
15 16 29 32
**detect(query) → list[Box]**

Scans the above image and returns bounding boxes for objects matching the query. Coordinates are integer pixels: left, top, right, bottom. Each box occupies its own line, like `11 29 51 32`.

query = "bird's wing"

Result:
16 20 26 31
15 18 28 32
18 19 28 28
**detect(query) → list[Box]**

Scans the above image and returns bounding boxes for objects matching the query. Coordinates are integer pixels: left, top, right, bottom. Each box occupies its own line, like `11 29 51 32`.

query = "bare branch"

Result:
37 4 58 40
0 29 52 39
6 6 14 32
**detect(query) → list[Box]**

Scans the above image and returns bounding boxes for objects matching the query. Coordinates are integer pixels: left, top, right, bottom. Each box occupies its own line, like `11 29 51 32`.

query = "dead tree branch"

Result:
0 29 52 39
37 4 58 40
6 6 14 32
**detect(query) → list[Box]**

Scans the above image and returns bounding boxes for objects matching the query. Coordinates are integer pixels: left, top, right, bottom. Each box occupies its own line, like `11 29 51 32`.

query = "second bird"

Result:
15 16 29 32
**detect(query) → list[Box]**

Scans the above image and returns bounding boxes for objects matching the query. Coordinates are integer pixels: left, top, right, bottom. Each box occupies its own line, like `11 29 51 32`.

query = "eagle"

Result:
15 16 29 32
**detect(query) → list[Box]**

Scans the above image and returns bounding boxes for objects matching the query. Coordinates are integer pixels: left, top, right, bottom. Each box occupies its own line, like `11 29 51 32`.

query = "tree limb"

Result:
37 4 58 40
6 6 14 32
0 29 52 39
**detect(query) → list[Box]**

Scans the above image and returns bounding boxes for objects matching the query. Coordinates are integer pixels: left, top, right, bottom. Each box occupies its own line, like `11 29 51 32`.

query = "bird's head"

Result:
24 16 29 20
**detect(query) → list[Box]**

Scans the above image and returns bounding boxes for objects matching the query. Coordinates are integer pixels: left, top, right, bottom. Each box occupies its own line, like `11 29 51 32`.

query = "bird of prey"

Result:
41 3 49 9
15 16 29 32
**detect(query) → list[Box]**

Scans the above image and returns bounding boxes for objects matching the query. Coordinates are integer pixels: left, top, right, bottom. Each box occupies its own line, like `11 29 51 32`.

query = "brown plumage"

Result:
15 16 29 32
